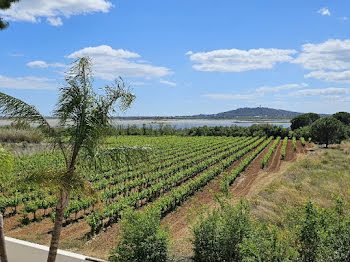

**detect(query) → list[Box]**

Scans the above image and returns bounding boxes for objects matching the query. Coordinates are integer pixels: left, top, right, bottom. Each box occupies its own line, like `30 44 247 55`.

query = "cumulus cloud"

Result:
26 60 66 68
305 70 350 83
317 7 331 16
291 87 350 97
186 48 296 72
293 39 350 70
0 0 112 26
67 45 172 80
0 75 57 90
160 79 176 86
257 83 308 92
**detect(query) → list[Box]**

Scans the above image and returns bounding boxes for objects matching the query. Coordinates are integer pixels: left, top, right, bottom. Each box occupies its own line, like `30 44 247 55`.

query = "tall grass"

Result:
0 128 43 143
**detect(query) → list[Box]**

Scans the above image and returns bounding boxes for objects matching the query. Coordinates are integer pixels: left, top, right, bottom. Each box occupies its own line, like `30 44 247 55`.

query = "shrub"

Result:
191 199 251 262
109 207 168 262
240 224 297 262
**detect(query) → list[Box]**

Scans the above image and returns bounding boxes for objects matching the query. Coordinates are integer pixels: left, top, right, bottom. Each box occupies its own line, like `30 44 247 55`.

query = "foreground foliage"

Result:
109 207 168 262
192 198 350 262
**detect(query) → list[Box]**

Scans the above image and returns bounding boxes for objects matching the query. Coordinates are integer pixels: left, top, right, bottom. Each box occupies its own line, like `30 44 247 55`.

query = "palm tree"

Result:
0 57 144 262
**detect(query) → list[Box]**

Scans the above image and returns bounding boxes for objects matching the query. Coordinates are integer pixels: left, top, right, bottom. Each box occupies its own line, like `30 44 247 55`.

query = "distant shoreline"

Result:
0 118 291 128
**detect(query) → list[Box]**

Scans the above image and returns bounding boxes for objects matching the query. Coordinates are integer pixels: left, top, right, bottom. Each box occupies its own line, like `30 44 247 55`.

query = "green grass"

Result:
252 143 350 223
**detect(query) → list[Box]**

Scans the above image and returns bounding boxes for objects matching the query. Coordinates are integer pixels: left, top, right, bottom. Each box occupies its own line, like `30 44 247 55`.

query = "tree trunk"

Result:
47 189 69 262
0 213 8 262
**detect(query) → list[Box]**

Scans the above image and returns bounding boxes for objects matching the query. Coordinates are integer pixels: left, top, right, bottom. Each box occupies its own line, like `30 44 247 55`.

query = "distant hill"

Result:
191 107 302 119
115 107 327 120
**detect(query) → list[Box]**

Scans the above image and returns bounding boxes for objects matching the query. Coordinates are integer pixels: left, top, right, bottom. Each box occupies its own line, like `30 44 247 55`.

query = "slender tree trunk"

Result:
0 213 8 262
47 189 69 262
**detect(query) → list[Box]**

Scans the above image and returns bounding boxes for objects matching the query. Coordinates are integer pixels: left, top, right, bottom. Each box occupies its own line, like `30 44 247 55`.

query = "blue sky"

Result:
1 0 350 116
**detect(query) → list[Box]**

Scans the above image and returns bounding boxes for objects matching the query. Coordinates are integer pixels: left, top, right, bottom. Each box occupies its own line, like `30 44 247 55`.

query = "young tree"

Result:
0 0 20 30
0 57 143 262
310 116 345 148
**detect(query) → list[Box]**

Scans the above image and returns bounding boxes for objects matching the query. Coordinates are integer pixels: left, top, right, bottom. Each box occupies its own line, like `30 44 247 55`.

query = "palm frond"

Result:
16 168 96 197
0 92 68 164
0 92 50 128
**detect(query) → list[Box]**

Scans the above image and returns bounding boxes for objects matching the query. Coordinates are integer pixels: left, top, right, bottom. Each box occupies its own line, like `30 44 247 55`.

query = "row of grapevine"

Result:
292 137 297 151
281 137 288 160
222 137 273 190
261 137 281 168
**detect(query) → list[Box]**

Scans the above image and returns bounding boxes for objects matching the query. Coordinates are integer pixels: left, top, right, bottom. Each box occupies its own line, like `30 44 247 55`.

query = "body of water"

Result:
0 118 291 129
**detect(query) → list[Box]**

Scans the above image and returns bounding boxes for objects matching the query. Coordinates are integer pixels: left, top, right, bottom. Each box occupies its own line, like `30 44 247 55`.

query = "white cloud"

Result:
257 83 308 92
130 81 145 86
26 60 66 68
68 45 140 59
160 79 176 86
0 0 112 26
317 7 331 16
202 93 262 100
67 45 172 80
293 39 350 70
186 48 296 72
47 17 62 26
0 75 57 90
305 70 350 83
291 87 350 97
27 61 48 68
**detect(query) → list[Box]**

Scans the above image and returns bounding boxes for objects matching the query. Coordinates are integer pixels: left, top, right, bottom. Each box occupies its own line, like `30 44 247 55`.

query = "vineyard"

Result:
1 135 308 258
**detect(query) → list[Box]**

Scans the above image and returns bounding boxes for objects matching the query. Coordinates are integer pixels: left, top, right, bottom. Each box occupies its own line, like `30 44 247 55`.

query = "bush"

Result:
295 199 350 262
240 224 297 262
109 207 168 262
191 198 350 262
191 199 251 262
